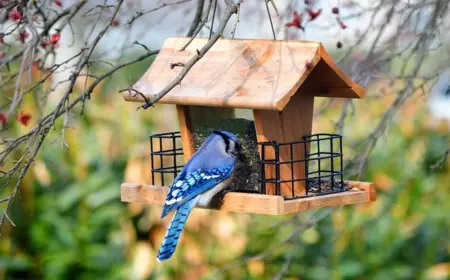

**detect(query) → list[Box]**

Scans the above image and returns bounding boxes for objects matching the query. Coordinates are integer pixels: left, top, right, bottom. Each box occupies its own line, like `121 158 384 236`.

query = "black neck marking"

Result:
213 130 230 153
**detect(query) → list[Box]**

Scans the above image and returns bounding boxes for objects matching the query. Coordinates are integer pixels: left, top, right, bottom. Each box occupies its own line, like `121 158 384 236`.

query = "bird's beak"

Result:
235 144 248 163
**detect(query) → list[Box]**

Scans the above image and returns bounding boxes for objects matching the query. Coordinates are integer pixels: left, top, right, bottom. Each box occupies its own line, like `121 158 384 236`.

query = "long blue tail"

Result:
157 197 199 262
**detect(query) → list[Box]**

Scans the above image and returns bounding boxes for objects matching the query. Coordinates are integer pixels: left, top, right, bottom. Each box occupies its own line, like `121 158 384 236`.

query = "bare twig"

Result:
127 0 192 26
209 0 218 39
135 0 239 109
170 62 185 69
187 0 205 36
180 0 214 51
0 1 88 67
211 209 334 276
231 4 240 38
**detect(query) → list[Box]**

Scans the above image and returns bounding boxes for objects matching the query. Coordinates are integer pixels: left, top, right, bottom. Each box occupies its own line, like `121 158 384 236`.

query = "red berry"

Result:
285 10 304 30
50 33 60 45
332 7 339 14
0 112 7 126
19 31 29 44
111 19 120 27
17 111 32 126
9 8 23 21
40 39 49 48
54 0 63 7
306 8 322 21
337 18 347 29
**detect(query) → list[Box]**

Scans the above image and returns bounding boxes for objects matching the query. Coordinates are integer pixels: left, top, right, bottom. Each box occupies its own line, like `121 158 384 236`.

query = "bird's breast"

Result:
196 177 232 208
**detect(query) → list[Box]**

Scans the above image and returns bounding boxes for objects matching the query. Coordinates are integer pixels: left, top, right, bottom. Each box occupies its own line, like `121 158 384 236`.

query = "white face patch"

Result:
215 136 229 155
228 140 235 154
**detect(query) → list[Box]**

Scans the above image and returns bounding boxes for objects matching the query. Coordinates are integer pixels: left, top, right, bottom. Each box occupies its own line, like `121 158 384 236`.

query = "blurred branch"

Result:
126 0 193 26
0 0 88 67
187 0 205 36
211 208 334 276
1 48 159 165
123 0 240 109
272 240 297 280
0 127 47 232
431 146 449 170
344 0 448 178
335 100 353 134
180 0 214 51
0 0 151 231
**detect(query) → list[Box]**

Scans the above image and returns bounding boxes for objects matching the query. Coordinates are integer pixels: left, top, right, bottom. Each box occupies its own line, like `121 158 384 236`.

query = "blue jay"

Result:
156 130 243 262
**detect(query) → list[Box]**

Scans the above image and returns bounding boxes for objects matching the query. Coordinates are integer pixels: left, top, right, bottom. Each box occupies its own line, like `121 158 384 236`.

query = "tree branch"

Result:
187 0 205 36
132 0 239 109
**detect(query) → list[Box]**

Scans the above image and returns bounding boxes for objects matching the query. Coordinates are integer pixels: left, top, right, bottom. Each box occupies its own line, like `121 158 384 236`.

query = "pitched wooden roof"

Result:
125 37 365 111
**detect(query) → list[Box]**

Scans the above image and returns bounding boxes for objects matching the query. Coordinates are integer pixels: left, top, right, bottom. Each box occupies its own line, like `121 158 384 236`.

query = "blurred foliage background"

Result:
1 48 449 280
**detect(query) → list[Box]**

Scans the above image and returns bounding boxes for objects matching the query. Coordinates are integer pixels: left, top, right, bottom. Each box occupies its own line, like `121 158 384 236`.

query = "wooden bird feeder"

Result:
121 37 376 215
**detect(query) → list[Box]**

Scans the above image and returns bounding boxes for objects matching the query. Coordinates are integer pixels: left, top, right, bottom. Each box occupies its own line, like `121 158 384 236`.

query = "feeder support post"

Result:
253 90 315 196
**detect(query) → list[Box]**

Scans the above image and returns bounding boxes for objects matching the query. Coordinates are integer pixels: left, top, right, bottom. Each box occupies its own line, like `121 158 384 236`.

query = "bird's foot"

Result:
209 188 230 209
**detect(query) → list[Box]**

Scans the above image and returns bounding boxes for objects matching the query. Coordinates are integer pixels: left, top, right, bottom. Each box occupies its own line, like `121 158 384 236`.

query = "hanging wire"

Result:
265 0 277 40
209 0 218 39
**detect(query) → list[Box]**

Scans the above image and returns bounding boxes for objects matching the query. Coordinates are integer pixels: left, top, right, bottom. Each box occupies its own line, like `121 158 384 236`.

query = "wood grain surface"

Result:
124 37 365 110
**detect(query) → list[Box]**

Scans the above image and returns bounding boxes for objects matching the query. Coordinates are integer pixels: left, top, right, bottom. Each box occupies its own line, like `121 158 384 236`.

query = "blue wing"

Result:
160 166 233 218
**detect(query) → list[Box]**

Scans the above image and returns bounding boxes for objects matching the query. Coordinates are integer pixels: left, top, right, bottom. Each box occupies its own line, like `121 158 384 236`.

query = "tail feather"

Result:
157 197 198 262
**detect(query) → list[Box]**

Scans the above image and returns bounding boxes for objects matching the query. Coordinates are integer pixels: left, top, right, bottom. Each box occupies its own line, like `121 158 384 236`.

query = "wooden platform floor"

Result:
121 181 376 215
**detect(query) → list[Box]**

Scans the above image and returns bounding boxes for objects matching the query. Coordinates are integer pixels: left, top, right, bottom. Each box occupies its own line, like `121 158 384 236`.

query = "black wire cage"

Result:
259 134 347 200
149 131 348 199
149 132 184 186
